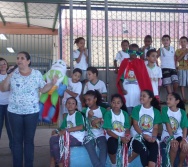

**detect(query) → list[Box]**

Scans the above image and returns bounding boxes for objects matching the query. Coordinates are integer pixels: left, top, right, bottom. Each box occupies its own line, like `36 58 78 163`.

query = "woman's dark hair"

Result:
18 51 31 66
143 90 160 111
169 92 185 110
0 57 9 71
84 90 102 106
87 66 98 76
74 37 85 44
111 93 127 111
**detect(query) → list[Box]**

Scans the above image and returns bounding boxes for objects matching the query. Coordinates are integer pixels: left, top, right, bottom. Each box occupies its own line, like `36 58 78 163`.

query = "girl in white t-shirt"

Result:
73 37 89 81
103 94 131 167
82 90 107 167
130 90 162 167
50 97 85 167
161 92 188 167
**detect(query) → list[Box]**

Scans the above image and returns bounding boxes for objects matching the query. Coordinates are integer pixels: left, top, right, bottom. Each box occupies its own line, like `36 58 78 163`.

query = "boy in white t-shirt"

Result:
146 49 162 100
114 40 130 73
73 37 89 81
60 68 82 125
83 67 107 98
157 35 178 93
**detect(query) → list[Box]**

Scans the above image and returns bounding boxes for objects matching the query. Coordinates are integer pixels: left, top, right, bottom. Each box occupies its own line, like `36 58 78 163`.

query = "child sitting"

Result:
103 93 131 167
130 90 162 167
117 44 153 115
50 97 85 167
161 92 188 167
82 90 107 167
114 40 130 73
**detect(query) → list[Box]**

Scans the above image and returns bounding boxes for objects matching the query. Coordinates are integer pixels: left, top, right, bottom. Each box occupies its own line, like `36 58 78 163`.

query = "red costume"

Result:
116 58 153 102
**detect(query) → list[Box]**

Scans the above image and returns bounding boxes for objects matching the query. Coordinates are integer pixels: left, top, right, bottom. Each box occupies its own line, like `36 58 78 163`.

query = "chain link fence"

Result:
60 0 188 68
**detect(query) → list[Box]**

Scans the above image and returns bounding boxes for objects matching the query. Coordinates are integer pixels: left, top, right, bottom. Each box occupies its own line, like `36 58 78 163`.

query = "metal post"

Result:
59 6 62 59
104 0 109 102
70 0 74 73
86 0 92 66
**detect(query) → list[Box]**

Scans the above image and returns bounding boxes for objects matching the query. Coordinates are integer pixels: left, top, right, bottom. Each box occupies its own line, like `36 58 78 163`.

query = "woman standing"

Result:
1 51 57 167
0 57 12 150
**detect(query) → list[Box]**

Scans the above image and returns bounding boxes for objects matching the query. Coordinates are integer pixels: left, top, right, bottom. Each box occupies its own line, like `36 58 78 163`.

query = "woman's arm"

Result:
40 76 58 93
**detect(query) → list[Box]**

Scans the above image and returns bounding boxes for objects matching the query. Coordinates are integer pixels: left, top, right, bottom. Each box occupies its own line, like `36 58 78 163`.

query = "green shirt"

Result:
60 111 84 131
161 106 188 129
103 109 130 130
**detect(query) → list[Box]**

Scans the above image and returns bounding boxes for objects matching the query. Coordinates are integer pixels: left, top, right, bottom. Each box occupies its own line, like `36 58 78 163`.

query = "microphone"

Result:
7 65 18 74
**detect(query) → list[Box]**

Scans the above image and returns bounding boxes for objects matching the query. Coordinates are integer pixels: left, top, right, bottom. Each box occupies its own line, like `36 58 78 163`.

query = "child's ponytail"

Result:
84 90 102 106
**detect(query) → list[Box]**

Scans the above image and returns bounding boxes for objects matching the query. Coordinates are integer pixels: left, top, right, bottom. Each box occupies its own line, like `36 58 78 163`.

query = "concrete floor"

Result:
0 126 56 167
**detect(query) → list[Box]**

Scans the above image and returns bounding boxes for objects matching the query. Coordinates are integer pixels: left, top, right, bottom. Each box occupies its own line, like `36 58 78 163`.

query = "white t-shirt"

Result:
160 46 176 69
146 65 162 96
63 78 82 104
0 74 9 105
131 105 157 137
66 112 85 143
115 51 130 64
73 50 88 70
8 69 46 114
85 107 105 138
122 69 140 107
83 80 107 95
161 108 183 142
107 110 126 139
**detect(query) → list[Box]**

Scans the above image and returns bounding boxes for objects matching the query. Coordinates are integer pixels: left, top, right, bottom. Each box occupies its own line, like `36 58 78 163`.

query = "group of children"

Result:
49 35 188 167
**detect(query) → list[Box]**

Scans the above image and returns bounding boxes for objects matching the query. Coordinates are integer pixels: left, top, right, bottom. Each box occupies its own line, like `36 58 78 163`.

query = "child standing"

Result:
130 90 162 167
82 90 107 167
62 68 82 113
117 44 153 115
157 34 178 93
83 67 107 99
50 97 85 167
161 92 188 167
146 49 162 100
73 37 89 81
114 40 130 73
176 36 188 102
103 94 131 167
140 35 155 62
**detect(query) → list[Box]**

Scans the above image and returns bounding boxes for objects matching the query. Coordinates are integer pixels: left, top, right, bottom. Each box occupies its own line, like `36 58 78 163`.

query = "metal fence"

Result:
59 1 188 68
0 34 54 72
